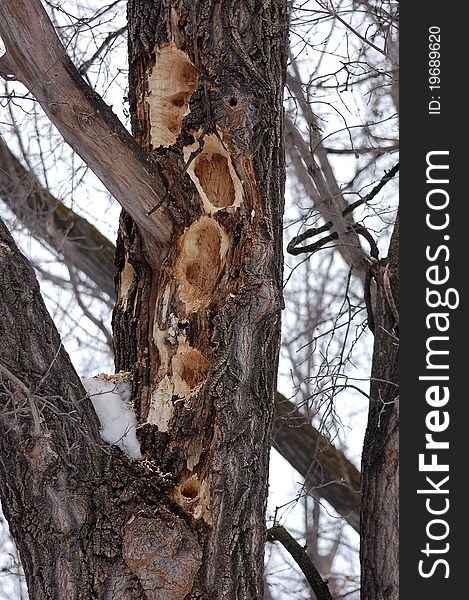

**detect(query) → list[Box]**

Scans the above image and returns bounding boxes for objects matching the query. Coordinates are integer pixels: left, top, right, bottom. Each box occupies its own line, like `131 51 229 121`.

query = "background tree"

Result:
0 1 399 598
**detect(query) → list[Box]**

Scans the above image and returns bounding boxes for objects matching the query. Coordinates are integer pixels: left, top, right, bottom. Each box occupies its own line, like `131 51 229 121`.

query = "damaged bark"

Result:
0 217 201 599
112 2 289 596
0 138 362 531
0 0 289 598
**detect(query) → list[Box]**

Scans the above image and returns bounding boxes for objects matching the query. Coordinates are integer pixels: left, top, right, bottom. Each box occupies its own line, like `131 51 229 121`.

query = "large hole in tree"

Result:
172 349 209 390
176 217 228 310
184 227 220 292
194 153 236 208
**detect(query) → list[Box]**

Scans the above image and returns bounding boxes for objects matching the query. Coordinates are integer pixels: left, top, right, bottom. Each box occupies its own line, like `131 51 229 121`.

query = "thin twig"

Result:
287 163 399 255
78 26 127 75
266 525 333 600
320 0 399 67
0 361 42 436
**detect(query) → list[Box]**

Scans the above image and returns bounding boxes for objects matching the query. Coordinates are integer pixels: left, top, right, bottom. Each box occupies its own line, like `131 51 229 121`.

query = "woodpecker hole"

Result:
180 478 199 499
194 153 235 208
147 45 197 148
176 217 229 311
183 134 243 214
172 349 209 391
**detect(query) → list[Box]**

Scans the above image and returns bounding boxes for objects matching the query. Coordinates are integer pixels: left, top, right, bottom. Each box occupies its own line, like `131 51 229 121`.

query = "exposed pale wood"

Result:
0 3 369 598
147 44 198 148
114 1 290 597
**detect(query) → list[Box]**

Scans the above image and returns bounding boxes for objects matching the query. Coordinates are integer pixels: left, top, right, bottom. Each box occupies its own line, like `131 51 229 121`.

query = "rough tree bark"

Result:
112 1 289 596
360 215 399 600
0 0 289 598
0 138 361 531
0 216 197 599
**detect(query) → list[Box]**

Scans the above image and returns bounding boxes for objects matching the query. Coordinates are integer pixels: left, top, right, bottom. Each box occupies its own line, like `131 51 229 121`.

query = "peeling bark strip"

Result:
112 1 289 597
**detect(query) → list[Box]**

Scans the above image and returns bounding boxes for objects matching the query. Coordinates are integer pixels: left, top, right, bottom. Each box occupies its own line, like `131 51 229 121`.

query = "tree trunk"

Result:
0 217 201 599
0 136 362 532
360 215 399 600
0 0 289 598
112 2 288 596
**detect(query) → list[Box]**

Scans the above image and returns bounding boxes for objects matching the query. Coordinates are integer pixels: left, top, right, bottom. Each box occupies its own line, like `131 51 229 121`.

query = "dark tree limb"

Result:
273 393 360 532
0 136 116 299
343 163 399 217
266 525 333 600
287 163 399 257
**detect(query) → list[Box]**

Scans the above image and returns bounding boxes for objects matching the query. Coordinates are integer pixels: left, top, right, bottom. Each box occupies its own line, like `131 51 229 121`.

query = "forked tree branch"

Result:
0 0 178 249
287 163 399 258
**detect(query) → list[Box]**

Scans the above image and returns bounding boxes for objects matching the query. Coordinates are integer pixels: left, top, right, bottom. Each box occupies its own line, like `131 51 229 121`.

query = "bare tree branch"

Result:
287 163 399 258
78 26 127 75
273 393 360 533
285 115 368 272
317 1 398 67
267 525 333 600
0 0 180 249
0 136 116 299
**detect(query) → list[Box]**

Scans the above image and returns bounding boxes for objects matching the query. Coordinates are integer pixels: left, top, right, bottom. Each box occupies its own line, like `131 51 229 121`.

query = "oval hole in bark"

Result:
183 134 243 214
194 153 235 208
229 97 238 107
176 217 229 310
168 92 187 107
180 478 199 499
172 349 209 390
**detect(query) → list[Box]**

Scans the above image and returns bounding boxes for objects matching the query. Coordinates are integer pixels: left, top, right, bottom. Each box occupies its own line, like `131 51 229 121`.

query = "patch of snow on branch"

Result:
81 373 142 460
